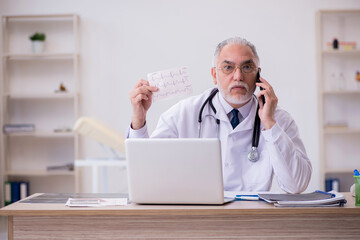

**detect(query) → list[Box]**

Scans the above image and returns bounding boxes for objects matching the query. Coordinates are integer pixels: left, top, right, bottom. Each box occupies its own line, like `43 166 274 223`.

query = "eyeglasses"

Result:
217 62 258 75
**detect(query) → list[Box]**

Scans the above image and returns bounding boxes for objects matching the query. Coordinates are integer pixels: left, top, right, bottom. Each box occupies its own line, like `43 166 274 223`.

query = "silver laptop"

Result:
125 138 233 205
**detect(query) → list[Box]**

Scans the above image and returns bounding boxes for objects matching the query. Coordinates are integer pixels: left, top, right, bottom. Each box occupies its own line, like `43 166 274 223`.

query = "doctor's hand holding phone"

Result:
255 70 278 130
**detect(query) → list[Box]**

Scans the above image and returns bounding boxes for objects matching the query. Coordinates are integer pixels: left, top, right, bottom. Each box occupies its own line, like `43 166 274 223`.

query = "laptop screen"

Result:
125 138 226 204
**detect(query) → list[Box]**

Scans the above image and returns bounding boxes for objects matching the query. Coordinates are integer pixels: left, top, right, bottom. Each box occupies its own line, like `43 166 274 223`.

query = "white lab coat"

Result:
128 88 312 193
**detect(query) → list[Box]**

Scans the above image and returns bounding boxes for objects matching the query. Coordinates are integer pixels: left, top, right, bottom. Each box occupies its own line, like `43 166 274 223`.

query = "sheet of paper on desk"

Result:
224 191 271 199
65 198 128 207
148 66 192 102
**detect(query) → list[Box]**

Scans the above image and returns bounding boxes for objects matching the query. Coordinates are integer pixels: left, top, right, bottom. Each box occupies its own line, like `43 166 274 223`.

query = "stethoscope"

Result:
198 88 261 162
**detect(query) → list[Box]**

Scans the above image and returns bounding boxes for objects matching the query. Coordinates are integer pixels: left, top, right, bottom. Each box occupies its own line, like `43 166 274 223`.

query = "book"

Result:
258 191 346 207
4 181 12 206
11 182 21 203
20 182 29 199
325 178 340 192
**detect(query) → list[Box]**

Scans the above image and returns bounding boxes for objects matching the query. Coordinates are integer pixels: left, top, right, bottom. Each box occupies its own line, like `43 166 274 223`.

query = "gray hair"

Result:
213 37 260 67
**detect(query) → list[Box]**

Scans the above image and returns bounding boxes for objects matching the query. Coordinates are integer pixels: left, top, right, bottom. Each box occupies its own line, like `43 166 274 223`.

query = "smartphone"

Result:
256 71 265 104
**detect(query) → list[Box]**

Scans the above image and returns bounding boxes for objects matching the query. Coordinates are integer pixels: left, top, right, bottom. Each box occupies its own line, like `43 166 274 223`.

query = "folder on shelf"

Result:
325 178 340 192
11 182 21 203
4 181 12 206
20 182 29 200
3 123 35 133
4 181 30 205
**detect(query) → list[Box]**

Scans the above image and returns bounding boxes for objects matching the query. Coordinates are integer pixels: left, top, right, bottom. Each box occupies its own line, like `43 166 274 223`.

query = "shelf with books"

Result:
4 92 77 99
3 53 77 60
2 14 75 19
4 131 75 138
325 168 356 174
0 14 80 205
323 127 360 134
322 90 360 95
5 170 75 177
317 9 360 192
322 49 360 56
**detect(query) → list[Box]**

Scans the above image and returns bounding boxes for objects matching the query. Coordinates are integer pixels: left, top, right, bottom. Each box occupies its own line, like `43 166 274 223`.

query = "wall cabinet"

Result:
316 10 360 191
1 14 80 205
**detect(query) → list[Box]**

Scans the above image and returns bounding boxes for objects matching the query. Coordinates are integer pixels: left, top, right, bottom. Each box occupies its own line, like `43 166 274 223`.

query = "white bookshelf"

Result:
322 49 360 55
323 90 360 95
316 10 360 192
0 14 80 205
5 170 76 177
4 132 75 137
4 92 77 99
4 53 76 59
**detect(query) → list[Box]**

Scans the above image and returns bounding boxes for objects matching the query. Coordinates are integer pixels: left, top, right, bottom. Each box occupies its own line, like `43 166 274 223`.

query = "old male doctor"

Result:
128 37 312 193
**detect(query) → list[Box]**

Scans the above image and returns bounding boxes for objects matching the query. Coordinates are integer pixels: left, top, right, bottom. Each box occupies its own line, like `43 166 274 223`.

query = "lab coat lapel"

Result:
200 91 229 123
211 92 231 123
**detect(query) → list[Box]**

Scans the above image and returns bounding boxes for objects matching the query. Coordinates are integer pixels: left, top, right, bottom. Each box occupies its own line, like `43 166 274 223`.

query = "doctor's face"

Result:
211 44 258 108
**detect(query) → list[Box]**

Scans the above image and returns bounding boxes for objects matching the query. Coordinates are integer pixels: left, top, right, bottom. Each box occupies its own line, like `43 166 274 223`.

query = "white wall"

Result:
1 0 360 192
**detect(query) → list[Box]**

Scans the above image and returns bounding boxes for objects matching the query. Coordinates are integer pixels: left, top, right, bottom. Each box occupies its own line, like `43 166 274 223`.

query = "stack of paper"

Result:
65 198 128 207
258 191 346 207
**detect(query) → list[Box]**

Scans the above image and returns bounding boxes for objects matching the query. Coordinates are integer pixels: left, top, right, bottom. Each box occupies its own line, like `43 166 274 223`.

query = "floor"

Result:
0 216 7 239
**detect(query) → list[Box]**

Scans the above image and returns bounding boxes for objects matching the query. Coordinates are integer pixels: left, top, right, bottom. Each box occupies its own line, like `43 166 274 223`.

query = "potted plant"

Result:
29 32 46 53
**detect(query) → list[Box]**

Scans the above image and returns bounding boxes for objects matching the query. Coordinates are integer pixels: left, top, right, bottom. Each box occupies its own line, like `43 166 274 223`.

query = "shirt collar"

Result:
218 91 254 120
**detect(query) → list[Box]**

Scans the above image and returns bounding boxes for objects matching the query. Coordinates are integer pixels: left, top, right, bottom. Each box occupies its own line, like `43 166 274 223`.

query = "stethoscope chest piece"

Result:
199 88 262 163
248 147 259 162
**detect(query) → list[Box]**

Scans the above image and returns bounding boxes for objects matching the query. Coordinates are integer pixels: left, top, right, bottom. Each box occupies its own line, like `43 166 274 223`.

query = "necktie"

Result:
230 109 240 129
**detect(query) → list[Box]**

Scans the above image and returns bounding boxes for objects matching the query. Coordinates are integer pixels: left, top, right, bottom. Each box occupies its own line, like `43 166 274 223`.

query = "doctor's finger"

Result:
259 90 278 109
259 76 270 85
131 80 149 94
256 77 272 89
135 79 150 87
130 85 151 99
260 76 268 82
256 91 265 108
136 79 158 92
134 93 149 103
257 83 276 99
264 90 278 104
135 85 157 97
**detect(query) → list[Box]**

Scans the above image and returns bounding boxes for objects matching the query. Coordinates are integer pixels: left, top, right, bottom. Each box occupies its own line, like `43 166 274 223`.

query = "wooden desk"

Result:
1 193 359 240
